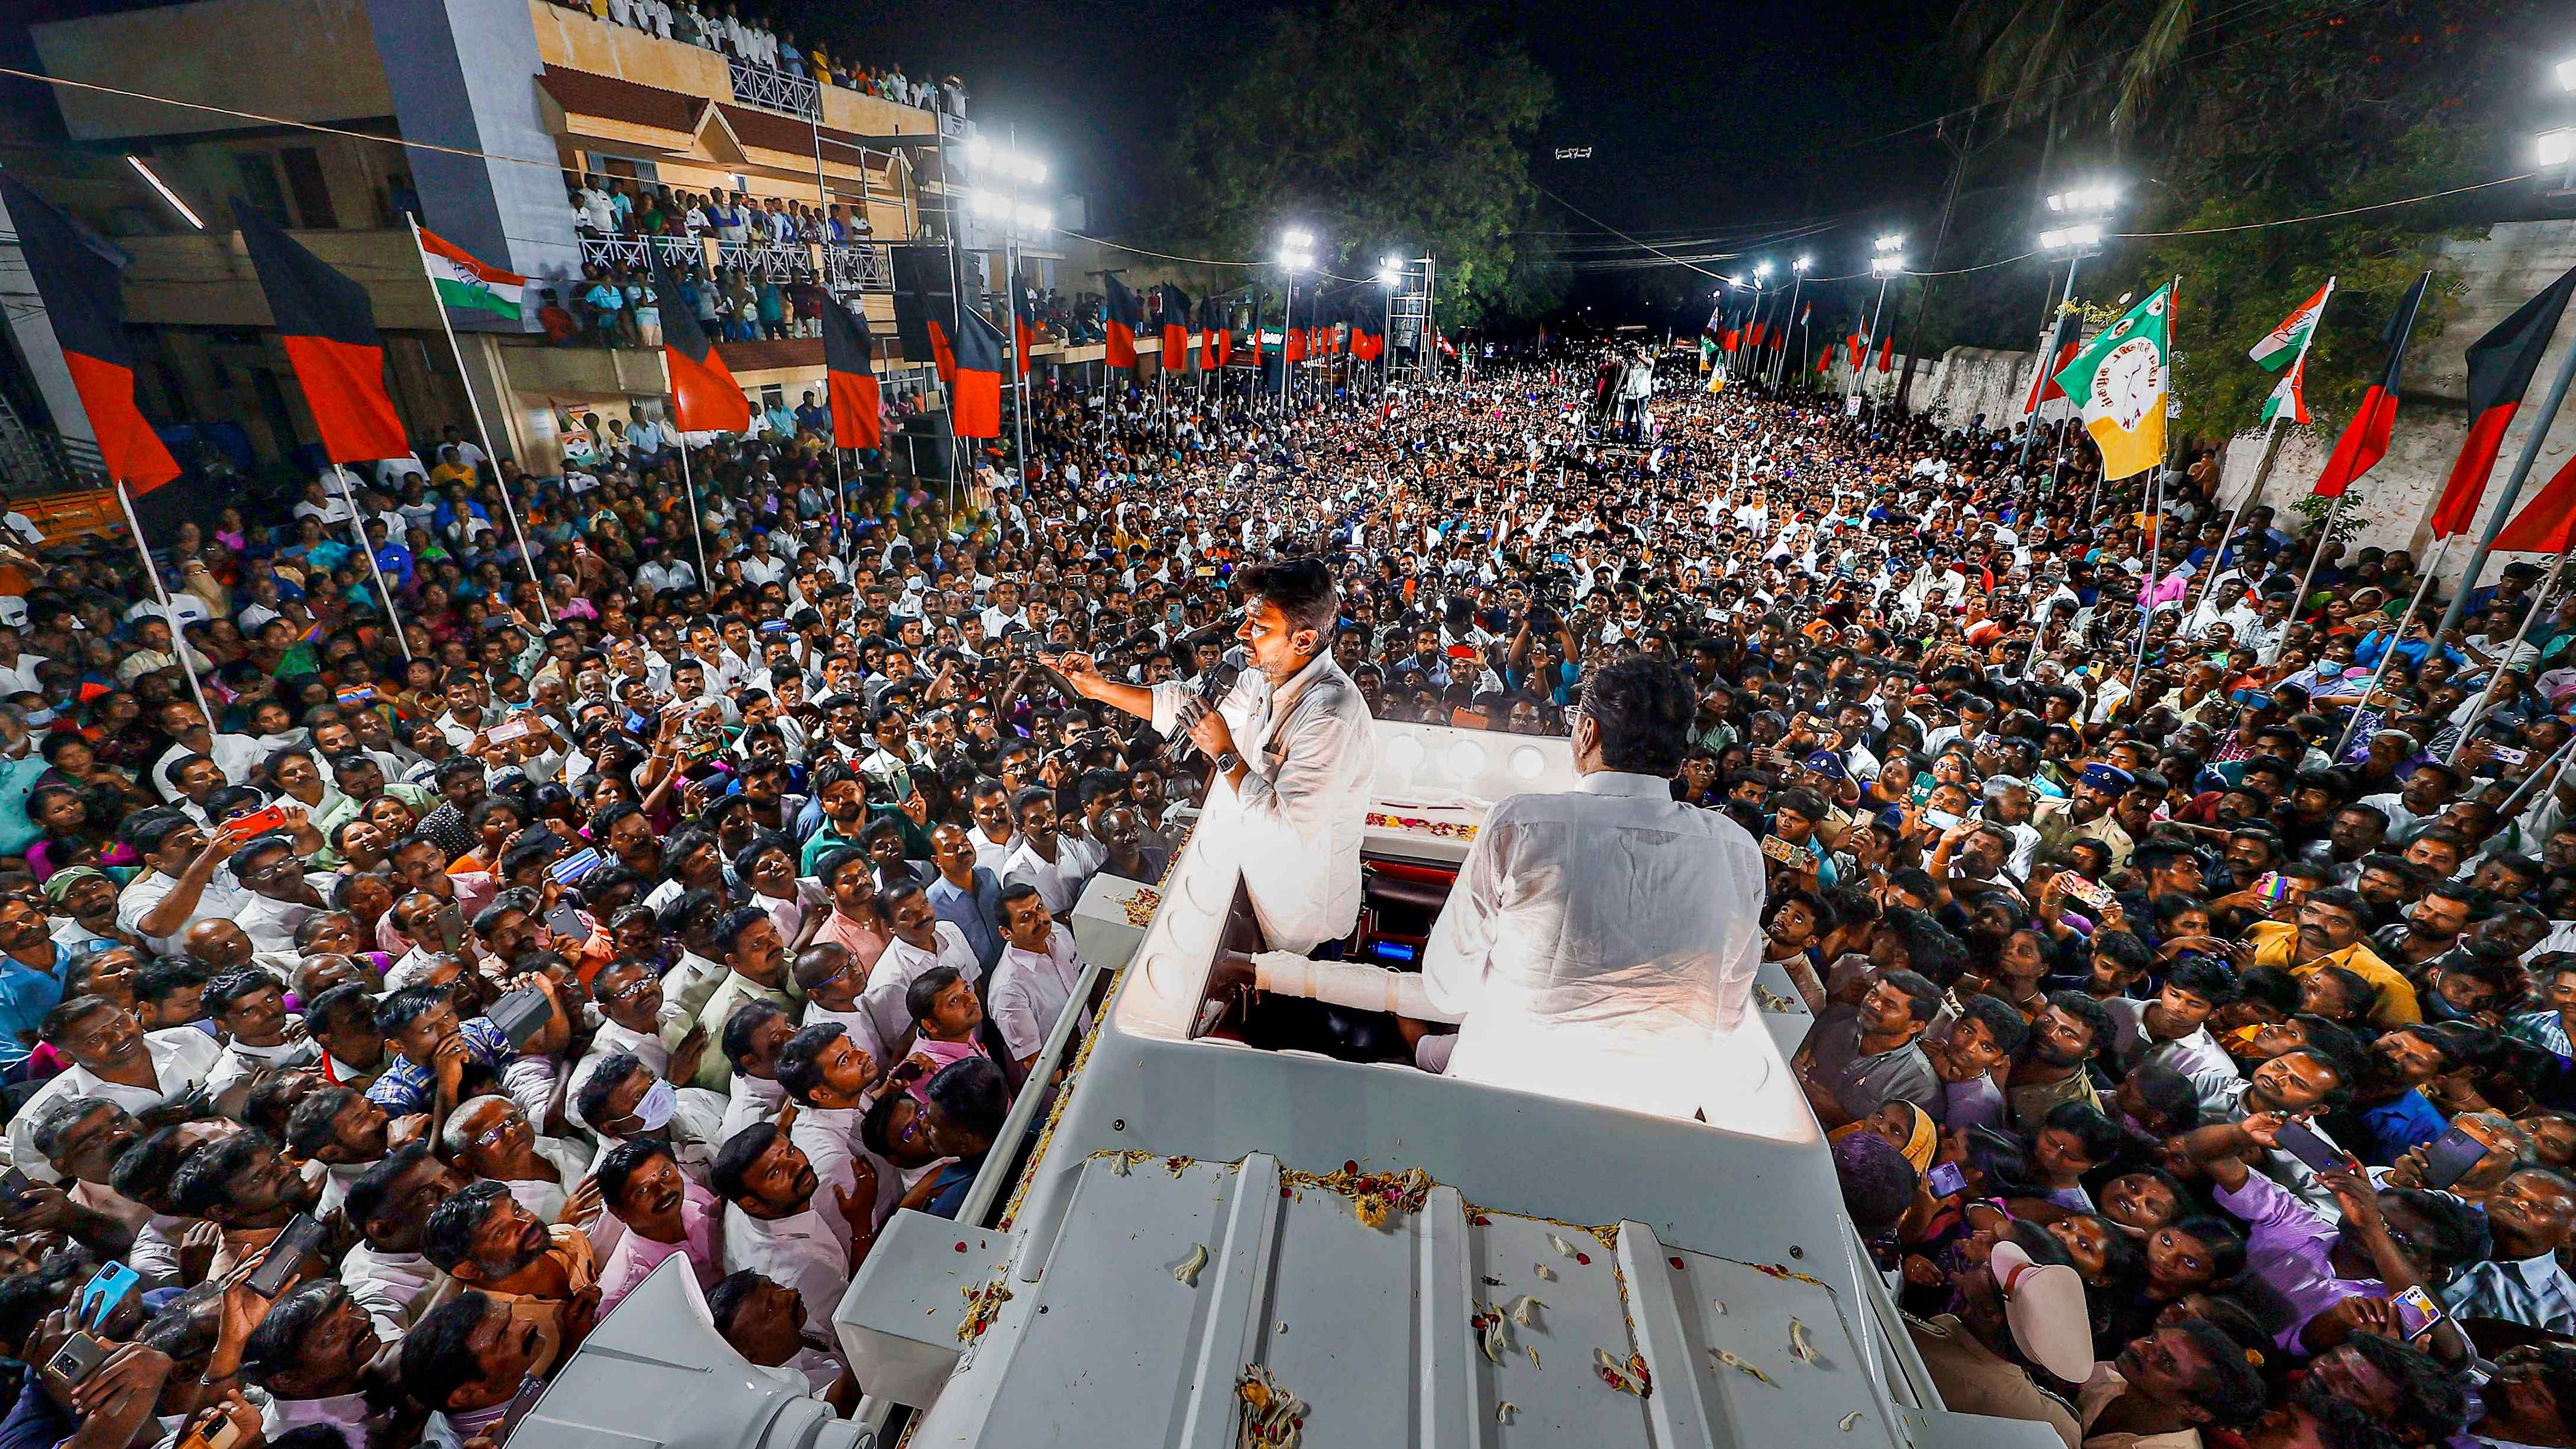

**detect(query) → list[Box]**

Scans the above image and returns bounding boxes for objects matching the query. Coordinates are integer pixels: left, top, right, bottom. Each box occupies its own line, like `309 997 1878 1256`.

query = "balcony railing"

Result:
579 235 891 294
824 242 892 291
728 57 819 119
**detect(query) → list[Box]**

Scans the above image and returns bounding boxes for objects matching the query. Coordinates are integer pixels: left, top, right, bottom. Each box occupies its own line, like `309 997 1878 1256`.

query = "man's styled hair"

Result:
1576 655 1695 778
1239 555 1339 641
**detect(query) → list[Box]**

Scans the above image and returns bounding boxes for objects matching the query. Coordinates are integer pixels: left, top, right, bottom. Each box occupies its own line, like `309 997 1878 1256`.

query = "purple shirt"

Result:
2214 1169 2386 1350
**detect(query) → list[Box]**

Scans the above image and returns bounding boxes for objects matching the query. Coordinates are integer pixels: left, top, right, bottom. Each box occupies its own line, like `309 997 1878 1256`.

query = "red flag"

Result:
948 304 1006 439
1285 324 1307 363
0 176 180 491
2313 272 2431 499
2429 265 2576 538
1158 284 1191 373
1815 348 1831 376
2021 313 2082 418
1845 332 1864 368
647 248 749 434
2494 452 2576 554
1720 328 1740 351
1877 337 1894 373
1103 274 1142 370
231 201 409 462
820 295 881 451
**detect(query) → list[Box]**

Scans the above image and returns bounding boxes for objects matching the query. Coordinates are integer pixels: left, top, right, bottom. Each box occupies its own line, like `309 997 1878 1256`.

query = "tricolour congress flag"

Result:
414 225 525 324
2254 279 2333 427
2249 280 2331 371
2052 283 2171 483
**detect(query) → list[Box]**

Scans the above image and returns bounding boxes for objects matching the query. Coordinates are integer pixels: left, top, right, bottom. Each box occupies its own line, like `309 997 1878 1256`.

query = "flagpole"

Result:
2133 274 2184 683
2333 533 2454 757
409 218 550 623
2431 318 2576 648
2018 252 2082 478
331 464 413 662
2195 279 2335 632
677 439 713 588
112 479 215 725
2276 489 2355 664
2446 543 2571 766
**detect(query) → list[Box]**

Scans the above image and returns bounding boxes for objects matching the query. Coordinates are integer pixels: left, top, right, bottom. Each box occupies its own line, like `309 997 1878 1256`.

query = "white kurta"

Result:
1421 772 1767 1118
1149 649 1375 953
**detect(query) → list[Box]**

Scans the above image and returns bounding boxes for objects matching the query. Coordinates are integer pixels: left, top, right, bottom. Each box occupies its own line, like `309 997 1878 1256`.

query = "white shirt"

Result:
1000 839 1077 916
1422 772 1768 1118
967 825 1016 875
859 924 978 1065
1147 649 1375 953
10 1028 224 1179
989 923 1085 1062
117 871 252 956
722 1204 848 1328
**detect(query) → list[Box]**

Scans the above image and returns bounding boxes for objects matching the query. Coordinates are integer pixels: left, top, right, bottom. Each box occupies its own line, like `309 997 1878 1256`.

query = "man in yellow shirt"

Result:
2244 889 2420 1027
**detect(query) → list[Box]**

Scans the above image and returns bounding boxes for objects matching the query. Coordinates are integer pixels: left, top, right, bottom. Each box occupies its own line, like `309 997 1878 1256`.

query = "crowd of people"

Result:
544 0 967 117
0 329 2569 1448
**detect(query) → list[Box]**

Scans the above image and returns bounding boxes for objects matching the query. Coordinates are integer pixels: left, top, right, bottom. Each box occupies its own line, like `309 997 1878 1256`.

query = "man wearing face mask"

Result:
1229 656 1769 1120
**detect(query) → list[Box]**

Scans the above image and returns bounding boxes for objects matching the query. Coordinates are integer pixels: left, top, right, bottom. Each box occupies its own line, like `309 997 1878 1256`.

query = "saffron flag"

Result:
948 303 1006 439
2312 271 2431 499
648 247 749 434
414 225 525 324
820 295 881 451
2428 264 2576 539
1103 274 1142 370
0 175 180 490
2052 283 2172 483
231 200 410 463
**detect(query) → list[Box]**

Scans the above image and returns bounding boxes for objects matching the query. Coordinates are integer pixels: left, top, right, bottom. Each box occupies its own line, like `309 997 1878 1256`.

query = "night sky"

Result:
816 0 1970 302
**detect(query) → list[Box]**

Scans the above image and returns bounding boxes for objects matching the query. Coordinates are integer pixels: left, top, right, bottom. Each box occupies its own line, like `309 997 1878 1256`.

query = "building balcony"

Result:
576 235 890 292
727 57 817 120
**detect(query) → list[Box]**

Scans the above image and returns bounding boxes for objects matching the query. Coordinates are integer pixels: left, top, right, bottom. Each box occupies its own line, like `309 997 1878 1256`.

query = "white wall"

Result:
1924 218 2576 584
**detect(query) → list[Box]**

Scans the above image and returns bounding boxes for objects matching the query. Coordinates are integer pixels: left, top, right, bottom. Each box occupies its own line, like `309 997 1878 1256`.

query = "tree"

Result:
1152 0 1557 328
1951 0 2202 143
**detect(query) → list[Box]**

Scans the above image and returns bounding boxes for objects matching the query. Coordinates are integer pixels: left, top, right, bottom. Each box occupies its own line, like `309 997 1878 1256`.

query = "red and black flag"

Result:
1103 273 1143 370
1010 272 1038 377
948 302 1007 439
890 245 956 381
1845 323 1866 369
0 176 179 490
1158 283 1191 372
2428 264 2576 538
647 246 749 434
2021 310 2083 418
231 200 409 463
820 295 881 451
2313 271 2432 499
1200 293 1232 368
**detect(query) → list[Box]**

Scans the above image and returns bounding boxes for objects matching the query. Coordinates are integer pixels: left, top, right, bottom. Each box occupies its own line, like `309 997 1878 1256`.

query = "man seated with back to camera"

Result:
1220 655 1769 1118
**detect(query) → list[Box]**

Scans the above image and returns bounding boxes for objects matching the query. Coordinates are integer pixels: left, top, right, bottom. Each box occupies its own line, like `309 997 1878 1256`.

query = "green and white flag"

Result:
2053 283 2172 482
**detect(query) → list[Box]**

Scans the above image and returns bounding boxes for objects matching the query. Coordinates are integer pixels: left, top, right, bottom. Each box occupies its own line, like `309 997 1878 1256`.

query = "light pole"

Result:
1276 229 1316 413
1772 255 1809 389
2018 183 2117 477
965 141 1053 480
1854 234 1904 406
1379 258 1404 403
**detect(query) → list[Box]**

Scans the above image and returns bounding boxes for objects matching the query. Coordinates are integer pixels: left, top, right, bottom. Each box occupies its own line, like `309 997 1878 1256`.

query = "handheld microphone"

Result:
1169 647 1245 763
